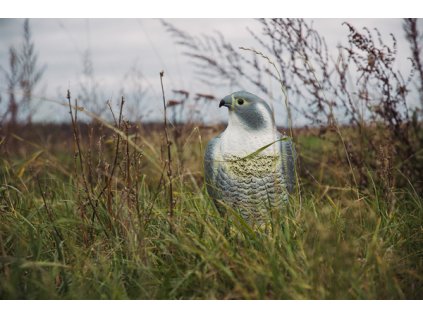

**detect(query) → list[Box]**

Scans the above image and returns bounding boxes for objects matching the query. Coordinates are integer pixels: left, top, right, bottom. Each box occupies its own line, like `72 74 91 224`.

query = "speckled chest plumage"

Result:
214 154 288 220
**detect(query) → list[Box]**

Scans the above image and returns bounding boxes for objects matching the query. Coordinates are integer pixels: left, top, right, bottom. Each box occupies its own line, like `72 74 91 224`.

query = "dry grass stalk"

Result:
160 71 175 231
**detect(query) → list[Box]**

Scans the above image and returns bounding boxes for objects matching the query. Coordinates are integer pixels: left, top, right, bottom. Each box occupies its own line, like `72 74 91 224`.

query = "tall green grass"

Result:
0 124 422 299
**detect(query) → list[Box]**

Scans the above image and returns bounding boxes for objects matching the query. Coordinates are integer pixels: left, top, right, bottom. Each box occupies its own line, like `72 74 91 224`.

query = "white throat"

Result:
220 111 279 157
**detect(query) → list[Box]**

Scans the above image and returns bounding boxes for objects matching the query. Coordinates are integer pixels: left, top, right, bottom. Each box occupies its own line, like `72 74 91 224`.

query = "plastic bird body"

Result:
204 91 296 222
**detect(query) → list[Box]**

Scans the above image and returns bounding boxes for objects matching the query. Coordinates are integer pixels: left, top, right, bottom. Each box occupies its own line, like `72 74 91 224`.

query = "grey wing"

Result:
204 133 222 201
278 133 296 193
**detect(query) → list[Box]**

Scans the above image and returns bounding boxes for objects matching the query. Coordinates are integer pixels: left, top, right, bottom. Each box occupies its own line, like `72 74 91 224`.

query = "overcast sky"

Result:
0 18 417 126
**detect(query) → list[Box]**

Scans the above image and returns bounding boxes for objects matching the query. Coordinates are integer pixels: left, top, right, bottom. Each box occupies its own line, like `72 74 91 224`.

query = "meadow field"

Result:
0 115 422 299
1 18 422 300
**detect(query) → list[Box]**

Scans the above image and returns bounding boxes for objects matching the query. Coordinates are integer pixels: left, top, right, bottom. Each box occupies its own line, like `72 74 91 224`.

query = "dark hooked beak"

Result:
219 96 232 109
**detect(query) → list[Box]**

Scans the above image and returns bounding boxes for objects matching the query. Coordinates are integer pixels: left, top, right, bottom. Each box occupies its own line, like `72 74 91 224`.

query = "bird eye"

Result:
237 98 244 105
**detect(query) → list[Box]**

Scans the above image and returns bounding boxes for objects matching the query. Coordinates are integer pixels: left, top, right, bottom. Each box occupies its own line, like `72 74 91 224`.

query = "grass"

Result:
0 121 422 300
